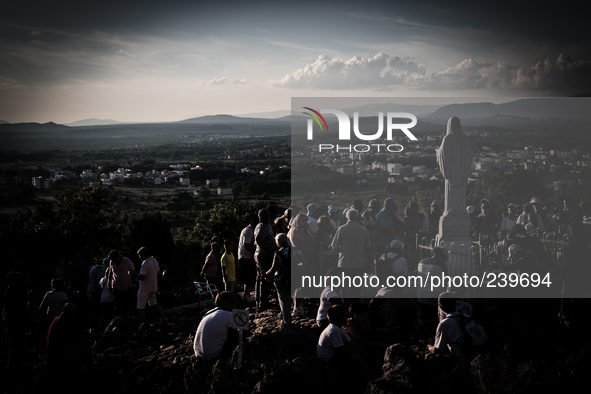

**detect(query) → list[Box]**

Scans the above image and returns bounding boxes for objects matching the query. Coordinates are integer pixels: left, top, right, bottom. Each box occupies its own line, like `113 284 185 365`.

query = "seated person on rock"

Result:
193 291 239 361
317 304 353 363
427 291 467 369
317 304 370 387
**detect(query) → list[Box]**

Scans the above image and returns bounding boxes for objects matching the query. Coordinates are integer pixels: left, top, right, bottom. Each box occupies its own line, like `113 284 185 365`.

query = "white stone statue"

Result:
436 116 473 216
436 116 473 242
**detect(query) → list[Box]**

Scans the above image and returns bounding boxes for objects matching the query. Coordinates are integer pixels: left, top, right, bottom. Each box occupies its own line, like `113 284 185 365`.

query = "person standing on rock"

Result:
221 239 237 293
108 250 135 317
330 209 372 300
237 215 258 303
266 233 292 329
254 208 278 311
134 247 166 324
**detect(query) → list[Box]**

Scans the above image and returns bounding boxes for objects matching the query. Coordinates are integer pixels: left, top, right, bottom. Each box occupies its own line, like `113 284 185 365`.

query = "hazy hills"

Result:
426 98 591 120
0 115 292 152
0 98 589 153
65 118 123 127
176 114 290 124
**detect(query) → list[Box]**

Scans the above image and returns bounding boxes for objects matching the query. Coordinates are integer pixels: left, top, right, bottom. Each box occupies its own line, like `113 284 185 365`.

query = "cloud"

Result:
199 76 227 85
233 78 247 84
271 53 426 90
273 53 591 94
512 54 591 90
424 54 591 92
422 59 517 90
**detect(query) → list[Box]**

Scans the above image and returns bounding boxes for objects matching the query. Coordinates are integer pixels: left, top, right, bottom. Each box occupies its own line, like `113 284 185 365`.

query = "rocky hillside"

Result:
3 294 591 394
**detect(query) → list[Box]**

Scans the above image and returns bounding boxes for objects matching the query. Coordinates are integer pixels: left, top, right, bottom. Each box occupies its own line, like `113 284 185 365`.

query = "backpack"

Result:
452 312 488 348
377 253 405 277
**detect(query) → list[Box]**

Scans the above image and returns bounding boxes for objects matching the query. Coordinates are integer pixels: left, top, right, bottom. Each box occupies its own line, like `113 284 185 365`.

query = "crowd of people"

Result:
192 195 589 388
2 245 170 385
3 195 589 390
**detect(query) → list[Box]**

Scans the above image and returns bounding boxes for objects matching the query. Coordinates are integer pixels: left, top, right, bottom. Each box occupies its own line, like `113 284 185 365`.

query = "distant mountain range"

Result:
426 98 591 120
175 114 290 124
65 118 123 127
4 97 586 127
1 98 589 152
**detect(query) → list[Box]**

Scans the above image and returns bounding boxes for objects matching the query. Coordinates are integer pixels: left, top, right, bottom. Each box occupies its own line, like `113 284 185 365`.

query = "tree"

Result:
467 169 547 212
1 186 121 291
124 211 176 268
191 201 259 247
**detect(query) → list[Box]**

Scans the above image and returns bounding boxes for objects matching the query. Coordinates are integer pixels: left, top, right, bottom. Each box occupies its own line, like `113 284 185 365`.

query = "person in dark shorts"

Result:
237 216 258 302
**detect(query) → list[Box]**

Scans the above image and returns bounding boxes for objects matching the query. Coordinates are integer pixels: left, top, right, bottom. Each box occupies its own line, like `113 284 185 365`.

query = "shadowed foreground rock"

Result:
3 297 591 394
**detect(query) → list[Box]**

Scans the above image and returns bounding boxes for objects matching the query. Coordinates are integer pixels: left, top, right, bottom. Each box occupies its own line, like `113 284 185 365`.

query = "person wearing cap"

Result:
328 205 342 230
429 200 442 236
499 203 519 239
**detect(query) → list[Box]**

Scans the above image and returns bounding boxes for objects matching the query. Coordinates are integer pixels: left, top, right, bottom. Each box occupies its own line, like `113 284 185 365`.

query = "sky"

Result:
1 0 589 124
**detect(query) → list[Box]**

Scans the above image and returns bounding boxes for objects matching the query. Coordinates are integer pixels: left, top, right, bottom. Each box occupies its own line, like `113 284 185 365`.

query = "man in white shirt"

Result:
317 304 351 362
135 247 166 323
428 291 467 369
317 304 370 390
194 292 238 360
237 216 257 303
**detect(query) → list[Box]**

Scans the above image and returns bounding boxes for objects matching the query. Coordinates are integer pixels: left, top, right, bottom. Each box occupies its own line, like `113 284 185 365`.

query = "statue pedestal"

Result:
436 213 471 241
436 213 475 296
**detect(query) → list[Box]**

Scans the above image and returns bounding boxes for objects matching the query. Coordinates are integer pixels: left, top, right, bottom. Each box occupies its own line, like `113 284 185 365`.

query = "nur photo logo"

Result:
302 107 418 153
